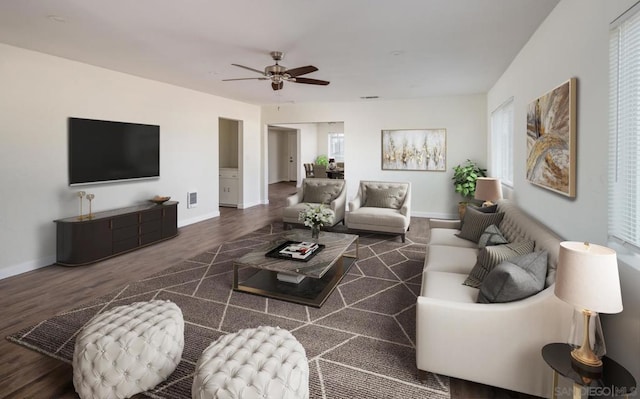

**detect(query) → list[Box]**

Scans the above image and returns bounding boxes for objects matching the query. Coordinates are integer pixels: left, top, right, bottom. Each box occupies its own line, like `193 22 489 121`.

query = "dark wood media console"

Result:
54 201 179 266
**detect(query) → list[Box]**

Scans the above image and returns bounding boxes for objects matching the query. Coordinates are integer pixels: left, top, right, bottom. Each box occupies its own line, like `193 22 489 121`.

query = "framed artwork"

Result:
381 129 446 171
526 78 577 197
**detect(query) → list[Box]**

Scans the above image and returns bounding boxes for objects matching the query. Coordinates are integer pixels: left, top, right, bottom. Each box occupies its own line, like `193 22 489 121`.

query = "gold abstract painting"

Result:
381 129 446 171
526 78 576 197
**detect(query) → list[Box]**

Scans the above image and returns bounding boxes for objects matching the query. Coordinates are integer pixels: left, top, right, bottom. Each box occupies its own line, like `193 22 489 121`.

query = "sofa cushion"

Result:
364 187 401 209
348 207 408 230
420 271 479 302
429 228 478 248
477 251 548 303
477 224 509 249
463 240 535 288
425 245 479 275
456 207 505 243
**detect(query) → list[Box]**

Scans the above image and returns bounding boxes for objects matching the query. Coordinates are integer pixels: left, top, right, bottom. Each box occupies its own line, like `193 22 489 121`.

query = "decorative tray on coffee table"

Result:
265 241 325 262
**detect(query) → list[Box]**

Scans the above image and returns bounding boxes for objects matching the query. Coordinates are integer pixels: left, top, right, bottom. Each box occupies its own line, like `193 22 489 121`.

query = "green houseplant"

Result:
452 159 487 219
315 155 329 167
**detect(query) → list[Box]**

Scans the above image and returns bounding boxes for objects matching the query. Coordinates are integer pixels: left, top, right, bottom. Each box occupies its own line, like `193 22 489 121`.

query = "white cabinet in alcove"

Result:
219 168 239 207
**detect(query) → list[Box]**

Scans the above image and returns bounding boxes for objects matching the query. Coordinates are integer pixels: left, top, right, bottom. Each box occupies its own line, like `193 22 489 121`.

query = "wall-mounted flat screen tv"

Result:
68 117 160 186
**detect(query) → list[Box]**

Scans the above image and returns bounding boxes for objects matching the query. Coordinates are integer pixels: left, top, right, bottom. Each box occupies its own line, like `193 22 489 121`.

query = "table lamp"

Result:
554 242 623 367
474 177 503 206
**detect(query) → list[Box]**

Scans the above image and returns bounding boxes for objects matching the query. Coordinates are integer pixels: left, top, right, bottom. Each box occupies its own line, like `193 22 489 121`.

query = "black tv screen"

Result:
68 117 160 185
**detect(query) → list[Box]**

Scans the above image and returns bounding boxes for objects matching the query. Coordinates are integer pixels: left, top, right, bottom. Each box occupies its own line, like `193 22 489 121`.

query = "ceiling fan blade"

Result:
272 81 284 91
231 64 265 75
285 65 318 77
292 77 330 86
222 77 268 81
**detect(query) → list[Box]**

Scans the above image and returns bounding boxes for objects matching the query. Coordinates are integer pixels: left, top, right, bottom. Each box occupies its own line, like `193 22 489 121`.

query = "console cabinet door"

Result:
162 204 178 238
57 219 111 265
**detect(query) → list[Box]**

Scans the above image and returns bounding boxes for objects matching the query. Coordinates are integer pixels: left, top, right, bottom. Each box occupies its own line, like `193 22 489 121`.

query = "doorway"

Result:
219 117 242 208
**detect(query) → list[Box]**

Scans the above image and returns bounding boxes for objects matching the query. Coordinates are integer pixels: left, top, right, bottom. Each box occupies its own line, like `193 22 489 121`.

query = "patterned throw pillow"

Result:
364 187 399 209
303 185 332 204
477 224 509 249
463 240 535 288
456 206 505 243
477 250 548 303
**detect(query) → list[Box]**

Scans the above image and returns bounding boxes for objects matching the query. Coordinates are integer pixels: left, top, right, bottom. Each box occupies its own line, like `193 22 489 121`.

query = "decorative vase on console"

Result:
299 204 333 241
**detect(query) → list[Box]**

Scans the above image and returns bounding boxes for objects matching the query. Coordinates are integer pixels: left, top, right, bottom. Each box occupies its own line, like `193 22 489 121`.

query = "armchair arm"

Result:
286 189 304 207
400 185 411 216
416 288 572 397
348 195 362 212
330 185 347 223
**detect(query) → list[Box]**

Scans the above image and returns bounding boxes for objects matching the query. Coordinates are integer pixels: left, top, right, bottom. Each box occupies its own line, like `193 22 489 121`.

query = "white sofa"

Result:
347 181 411 242
416 199 573 398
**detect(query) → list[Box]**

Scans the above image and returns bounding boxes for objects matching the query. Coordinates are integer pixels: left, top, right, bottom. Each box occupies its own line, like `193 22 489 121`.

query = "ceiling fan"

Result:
223 51 330 91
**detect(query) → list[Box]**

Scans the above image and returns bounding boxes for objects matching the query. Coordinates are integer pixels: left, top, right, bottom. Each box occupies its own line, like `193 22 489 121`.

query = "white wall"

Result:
488 0 639 382
0 43 261 278
262 96 487 217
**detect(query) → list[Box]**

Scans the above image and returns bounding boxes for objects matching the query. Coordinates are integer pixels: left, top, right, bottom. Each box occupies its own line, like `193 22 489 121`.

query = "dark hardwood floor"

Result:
0 181 539 399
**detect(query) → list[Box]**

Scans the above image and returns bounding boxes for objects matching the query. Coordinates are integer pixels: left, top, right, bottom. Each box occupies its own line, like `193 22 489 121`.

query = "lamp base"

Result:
569 310 605 368
571 346 603 367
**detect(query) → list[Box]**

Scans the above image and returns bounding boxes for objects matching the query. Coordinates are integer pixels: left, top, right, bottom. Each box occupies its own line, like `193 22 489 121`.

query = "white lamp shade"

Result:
554 241 623 314
474 177 503 202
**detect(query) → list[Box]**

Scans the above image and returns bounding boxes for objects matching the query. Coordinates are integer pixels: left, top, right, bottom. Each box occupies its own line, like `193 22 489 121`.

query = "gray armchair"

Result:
346 181 411 242
282 178 347 228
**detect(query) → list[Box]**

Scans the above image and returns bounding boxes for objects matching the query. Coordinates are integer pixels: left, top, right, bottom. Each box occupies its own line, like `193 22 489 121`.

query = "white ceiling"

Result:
0 0 559 105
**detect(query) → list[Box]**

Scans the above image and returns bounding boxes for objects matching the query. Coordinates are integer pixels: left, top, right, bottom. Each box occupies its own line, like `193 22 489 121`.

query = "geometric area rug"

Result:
7 224 450 399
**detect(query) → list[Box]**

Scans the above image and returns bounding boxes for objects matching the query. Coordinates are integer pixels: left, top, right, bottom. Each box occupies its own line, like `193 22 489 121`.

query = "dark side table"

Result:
542 343 636 398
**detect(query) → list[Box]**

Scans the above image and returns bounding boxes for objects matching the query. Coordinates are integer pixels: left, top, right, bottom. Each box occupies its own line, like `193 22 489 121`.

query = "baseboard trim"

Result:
0 256 56 280
412 211 458 220
178 211 220 228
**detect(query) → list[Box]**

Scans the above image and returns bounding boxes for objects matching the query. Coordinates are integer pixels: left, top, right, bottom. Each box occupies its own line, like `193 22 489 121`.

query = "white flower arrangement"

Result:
299 203 333 228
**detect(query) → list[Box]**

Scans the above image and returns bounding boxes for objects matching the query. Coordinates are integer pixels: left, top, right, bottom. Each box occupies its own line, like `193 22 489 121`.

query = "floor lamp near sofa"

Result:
554 242 623 368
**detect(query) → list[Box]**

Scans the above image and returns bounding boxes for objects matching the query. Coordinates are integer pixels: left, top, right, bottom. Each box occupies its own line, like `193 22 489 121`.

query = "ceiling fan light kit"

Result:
224 51 330 91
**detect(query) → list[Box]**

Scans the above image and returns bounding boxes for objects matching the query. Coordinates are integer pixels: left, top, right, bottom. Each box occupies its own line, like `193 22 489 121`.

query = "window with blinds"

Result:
490 98 514 186
609 3 640 251
328 133 344 162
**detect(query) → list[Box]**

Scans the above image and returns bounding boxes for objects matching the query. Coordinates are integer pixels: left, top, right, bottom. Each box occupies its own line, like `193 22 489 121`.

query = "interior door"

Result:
288 132 297 182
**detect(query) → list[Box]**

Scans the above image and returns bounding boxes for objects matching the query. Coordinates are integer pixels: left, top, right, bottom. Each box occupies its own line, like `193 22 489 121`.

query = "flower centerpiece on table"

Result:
299 203 333 239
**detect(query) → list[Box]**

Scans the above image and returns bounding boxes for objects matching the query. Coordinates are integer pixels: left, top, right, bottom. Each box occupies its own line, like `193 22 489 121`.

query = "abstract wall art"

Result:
526 78 576 197
381 129 446 171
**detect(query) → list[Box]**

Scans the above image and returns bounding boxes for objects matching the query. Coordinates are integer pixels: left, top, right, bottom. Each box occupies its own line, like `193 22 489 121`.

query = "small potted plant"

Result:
315 155 329 167
452 159 487 219
299 204 333 239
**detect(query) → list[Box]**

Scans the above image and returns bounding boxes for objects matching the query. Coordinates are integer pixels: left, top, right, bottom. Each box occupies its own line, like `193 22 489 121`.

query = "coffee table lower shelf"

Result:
233 256 356 308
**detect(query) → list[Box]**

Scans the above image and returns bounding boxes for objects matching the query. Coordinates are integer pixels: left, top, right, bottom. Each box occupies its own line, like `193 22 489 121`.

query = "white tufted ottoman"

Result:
73 299 184 399
192 326 309 399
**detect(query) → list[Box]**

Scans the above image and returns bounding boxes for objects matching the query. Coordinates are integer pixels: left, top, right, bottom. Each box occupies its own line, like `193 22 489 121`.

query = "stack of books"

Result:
279 241 320 260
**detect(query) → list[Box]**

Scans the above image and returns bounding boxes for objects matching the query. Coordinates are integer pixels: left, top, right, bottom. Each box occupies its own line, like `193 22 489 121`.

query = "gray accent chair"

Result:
347 181 411 242
282 178 347 228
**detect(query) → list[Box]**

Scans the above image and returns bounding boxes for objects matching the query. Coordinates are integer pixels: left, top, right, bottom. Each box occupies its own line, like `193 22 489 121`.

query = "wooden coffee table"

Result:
232 230 358 307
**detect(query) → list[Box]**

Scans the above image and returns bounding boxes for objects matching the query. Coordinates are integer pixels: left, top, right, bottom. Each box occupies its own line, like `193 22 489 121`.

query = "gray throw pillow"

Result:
477 224 509 249
364 187 399 209
456 206 505 243
470 204 498 214
477 250 549 303
303 185 331 204
463 240 535 288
